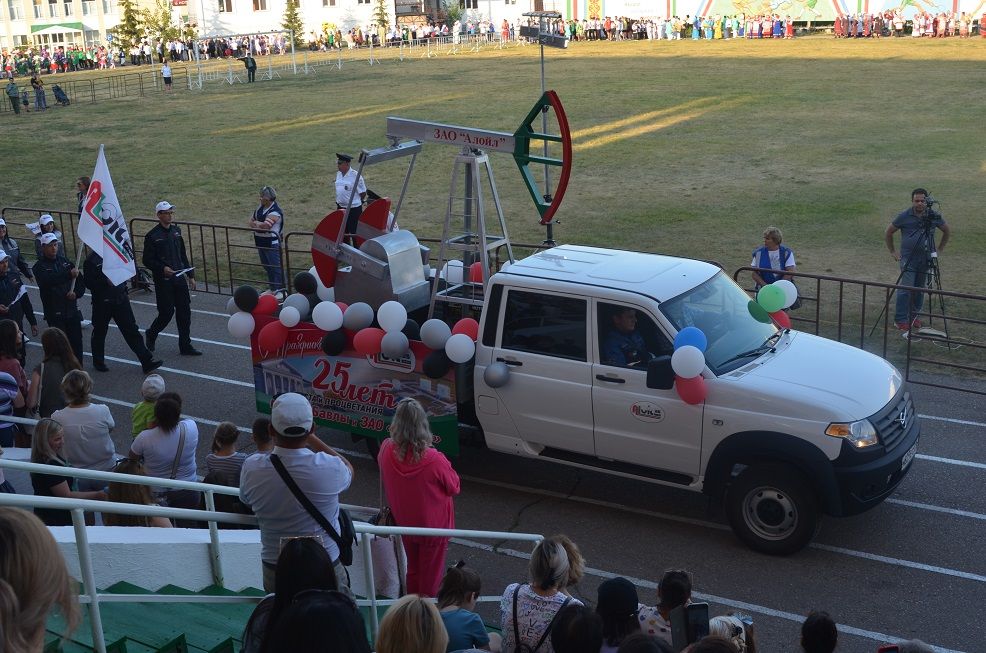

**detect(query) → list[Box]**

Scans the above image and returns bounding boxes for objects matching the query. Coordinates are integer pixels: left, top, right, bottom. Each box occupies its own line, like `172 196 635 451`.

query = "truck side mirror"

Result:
646 355 675 390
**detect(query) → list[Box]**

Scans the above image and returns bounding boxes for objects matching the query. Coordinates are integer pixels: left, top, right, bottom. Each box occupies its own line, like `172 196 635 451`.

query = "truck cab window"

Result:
598 303 672 368
501 291 587 361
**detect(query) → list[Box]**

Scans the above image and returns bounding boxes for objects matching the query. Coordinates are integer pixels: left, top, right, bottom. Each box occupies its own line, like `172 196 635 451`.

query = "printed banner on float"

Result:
250 316 460 455
79 145 137 286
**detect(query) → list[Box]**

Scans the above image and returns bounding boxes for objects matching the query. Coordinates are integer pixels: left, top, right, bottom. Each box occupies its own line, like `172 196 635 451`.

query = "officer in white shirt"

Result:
334 153 367 236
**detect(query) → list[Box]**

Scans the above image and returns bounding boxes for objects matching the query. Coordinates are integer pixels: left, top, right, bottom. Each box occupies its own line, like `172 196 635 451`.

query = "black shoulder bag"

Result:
269 454 356 566
512 584 572 653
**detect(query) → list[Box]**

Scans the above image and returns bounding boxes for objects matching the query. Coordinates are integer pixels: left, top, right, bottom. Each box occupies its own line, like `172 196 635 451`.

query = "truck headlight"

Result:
825 419 879 448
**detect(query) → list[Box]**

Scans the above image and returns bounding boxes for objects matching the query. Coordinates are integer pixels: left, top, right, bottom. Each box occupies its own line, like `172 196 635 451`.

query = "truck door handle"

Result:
496 358 523 367
596 374 625 384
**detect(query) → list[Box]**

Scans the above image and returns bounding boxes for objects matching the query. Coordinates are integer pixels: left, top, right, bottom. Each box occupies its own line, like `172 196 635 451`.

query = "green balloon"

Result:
757 285 786 313
748 300 772 324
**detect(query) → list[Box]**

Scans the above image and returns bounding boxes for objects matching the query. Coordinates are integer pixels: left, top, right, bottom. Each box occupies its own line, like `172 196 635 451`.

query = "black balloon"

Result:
423 350 452 379
321 330 347 356
294 272 318 295
304 294 320 320
233 285 260 312
401 319 421 341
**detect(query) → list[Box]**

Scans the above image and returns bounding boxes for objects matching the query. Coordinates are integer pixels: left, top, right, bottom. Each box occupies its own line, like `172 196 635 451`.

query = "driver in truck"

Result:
601 307 655 368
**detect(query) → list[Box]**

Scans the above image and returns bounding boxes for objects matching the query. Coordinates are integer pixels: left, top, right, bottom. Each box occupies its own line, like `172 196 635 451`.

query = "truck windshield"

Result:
660 271 778 374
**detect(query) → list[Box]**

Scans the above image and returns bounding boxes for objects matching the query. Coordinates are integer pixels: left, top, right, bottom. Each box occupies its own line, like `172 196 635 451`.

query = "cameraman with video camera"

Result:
884 188 950 332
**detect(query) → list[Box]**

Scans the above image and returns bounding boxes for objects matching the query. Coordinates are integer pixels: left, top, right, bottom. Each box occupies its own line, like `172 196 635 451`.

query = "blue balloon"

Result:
674 326 708 353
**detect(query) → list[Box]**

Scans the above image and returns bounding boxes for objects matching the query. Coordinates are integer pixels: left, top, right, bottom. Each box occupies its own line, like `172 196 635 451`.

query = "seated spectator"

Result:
131 374 165 438
550 603 603 653
638 569 692 646
242 536 339 653
267 588 370 653
53 369 117 491
103 459 173 528
30 418 106 526
500 538 583 653
129 392 200 509
597 577 642 652
206 421 247 484
551 533 586 597
0 370 21 448
0 507 79 652
252 416 273 453
801 611 837 653
616 633 673 653
27 327 82 420
0 444 15 493
686 636 740 653
708 615 756 653
437 560 500 652
377 594 449 653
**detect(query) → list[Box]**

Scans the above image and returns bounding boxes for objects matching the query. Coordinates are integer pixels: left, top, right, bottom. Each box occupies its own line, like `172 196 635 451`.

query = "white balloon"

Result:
441 260 464 284
671 345 706 379
445 333 476 364
227 311 256 338
420 319 452 350
316 284 335 302
377 301 408 333
312 301 344 332
483 361 510 388
342 302 374 331
381 331 410 358
225 297 239 316
283 293 310 316
774 280 799 309
279 305 301 328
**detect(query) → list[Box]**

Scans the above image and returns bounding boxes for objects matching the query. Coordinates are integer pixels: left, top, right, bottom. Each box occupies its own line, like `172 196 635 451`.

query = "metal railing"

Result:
737 266 986 395
0 67 191 112
0 457 543 653
0 206 83 264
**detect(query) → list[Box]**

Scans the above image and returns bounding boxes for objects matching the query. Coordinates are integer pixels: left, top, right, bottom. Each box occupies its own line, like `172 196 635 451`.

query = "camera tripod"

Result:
871 215 951 344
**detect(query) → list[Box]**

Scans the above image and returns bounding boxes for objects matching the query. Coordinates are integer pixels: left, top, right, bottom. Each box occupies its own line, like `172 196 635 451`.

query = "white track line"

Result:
31 310 250 350
811 543 986 583
91 395 253 434
916 454 986 470
886 498 986 521
918 414 986 428
25 341 254 388
25 284 230 318
450 539 965 653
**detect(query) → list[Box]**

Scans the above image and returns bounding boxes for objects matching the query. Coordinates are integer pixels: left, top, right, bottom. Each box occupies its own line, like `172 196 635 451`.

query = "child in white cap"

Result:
131 374 165 438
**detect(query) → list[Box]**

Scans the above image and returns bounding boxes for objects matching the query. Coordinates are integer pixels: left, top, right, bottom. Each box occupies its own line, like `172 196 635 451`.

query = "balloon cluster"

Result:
671 327 708 405
226 273 481 380
748 280 798 329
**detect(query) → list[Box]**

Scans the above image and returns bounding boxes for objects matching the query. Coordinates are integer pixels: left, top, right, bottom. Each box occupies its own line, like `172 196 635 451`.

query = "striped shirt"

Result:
206 452 248 483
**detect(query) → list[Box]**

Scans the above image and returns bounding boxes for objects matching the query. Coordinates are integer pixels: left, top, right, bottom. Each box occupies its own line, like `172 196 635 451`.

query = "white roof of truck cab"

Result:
501 244 721 303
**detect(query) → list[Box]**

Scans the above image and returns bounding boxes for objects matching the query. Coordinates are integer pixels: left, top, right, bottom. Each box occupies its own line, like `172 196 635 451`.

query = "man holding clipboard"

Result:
142 201 202 356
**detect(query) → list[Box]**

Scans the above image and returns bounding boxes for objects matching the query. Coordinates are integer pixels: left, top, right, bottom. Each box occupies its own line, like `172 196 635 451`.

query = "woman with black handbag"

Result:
129 392 201 513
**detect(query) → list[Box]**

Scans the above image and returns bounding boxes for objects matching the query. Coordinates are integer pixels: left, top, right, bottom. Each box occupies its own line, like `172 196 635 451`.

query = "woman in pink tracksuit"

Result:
378 398 461 597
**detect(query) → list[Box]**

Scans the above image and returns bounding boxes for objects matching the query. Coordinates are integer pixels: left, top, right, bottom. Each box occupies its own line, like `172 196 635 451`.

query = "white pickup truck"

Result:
469 244 920 554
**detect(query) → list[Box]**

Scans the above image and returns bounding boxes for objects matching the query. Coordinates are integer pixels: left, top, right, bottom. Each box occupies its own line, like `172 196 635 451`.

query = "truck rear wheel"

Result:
725 463 818 555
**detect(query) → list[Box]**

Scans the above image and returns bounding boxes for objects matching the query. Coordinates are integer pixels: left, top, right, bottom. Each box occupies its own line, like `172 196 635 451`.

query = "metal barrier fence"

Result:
0 206 83 262
0 67 191 112
0 454 543 653
737 266 986 395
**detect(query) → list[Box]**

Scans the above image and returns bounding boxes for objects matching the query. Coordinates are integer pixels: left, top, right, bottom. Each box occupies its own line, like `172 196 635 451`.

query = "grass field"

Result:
3 36 985 296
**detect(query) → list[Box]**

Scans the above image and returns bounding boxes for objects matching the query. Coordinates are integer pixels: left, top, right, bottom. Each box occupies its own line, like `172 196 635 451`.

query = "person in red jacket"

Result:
378 398 461 597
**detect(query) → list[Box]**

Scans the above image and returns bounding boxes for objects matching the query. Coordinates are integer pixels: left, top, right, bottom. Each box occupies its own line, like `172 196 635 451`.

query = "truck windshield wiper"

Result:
719 332 783 367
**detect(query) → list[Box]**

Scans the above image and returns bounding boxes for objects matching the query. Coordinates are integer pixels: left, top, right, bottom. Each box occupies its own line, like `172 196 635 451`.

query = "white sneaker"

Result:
81 319 92 329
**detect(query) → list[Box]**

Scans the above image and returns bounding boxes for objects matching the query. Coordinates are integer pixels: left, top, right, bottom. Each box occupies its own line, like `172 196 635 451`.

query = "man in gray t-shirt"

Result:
884 188 950 330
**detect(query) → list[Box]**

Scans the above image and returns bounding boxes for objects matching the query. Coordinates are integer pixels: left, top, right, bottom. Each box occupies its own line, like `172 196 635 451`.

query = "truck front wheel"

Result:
725 464 818 555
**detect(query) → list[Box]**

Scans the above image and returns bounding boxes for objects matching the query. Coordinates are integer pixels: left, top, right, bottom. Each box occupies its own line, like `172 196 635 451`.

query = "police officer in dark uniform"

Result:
142 201 201 356
84 251 163 374
33 232 85 365
0 220 39 342
0 249 36 365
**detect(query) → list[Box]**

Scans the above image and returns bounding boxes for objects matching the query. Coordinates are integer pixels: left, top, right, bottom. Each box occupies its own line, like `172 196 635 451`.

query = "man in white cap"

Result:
33 214 64 260
142 201 201 356
33 232 85 364
240 392 354 593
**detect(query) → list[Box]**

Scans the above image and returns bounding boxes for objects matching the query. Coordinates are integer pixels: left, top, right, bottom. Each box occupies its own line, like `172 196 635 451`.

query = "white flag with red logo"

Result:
79 145 137 286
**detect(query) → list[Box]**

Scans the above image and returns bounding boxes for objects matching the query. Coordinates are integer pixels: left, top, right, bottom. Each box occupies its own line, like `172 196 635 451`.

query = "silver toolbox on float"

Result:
334 230 431 311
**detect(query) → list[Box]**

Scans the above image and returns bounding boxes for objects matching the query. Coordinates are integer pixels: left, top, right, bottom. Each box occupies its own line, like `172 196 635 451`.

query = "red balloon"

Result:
335 301 349 314
451 317 480 341
675 375 707 405
353 327 385 356
770 310 791 329
257 321 289 356
469 261 484 283
253 294 278 316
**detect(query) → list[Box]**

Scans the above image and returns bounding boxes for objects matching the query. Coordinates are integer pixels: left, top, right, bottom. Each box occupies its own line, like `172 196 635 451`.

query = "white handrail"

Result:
0 477 543 650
